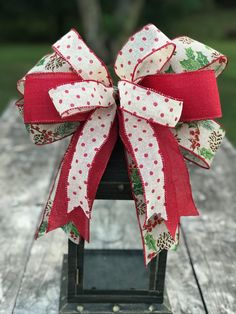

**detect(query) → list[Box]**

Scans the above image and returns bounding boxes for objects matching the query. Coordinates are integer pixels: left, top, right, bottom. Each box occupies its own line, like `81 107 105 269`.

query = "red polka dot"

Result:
87 101 90 105
151 206 154 210
76 95 80 99
59 99 63 104
70 103 74 108
65 90 69 93
120 64 124 68
72 176 76 180
89 59 93 64
145 182 148 186
139 164 143 168
170 108 173 112
160 113 164 118
67 45 70 48
119 51 123 55
175 117 178 121
157 196 161 200
142 107 146 111
78 46 82 50
149 143 153 147
140 47 144 51
154 160 158 165
84 153 88 157
78 57 82 61
101 124 105 127
150 171 154 175
66 56 71 60
128 101 131 105
147 90 151 95
92 138 96 142
136 96 140 101
79 170 82 174
165 98 169 102
134 148 138 152
138 138 143 141
130 37 134 41
133 125 137 128
142 37 147 41
128 133 132 137
89 71 93 75
82 87 86 91
154 38 159 42
145 26 149 30
153 102 158 107
73 191 77 195
87 163 91 167
151 189 155 193
90 128 94 132
129 48 132 53
157 178 160 183
81 143 85 147
128 61 131 65
76 159 79 163
144 153 148 158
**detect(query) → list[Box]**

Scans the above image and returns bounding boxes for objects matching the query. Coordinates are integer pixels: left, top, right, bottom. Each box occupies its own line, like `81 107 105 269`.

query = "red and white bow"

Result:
17 24 227 265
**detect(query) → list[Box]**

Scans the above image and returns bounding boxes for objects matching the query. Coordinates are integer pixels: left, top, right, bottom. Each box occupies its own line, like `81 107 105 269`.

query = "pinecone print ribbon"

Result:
16 24 227 265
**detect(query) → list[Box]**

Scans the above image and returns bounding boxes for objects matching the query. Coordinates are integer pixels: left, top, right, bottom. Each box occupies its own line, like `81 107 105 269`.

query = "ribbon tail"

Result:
119 111 179 266
153 123 199 238
38 106 117 242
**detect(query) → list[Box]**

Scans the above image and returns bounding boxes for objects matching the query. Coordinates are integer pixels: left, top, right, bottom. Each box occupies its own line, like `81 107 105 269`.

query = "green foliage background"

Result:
0 0 235 144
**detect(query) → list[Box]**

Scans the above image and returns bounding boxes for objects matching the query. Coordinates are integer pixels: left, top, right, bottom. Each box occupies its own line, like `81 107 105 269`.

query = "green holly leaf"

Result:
164 65 174 73
35 56 47 67
55 122 78 137
188 122 198 128
130 168 143 196
196 51 209 67
198 147 214 160
38 221 48 237
200 120 215 131
185 47 195 60
144 233 157 252
62 222 80 237
180 58 200 71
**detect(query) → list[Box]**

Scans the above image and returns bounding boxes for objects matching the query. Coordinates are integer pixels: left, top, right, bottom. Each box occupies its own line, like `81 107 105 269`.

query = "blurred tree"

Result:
77 0 144 62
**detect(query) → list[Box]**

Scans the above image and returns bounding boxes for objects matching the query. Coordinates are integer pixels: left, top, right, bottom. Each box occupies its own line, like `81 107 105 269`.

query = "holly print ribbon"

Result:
16 24 227 265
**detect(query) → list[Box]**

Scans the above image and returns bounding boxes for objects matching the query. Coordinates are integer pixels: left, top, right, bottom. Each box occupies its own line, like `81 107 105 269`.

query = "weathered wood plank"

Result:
181 140 236 314
0 102 63 314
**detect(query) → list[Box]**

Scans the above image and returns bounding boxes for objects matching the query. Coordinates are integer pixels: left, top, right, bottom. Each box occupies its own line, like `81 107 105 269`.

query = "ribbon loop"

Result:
53 29 112 86
114 24 175 82
118 80 183 127
49 80 115 118
162 36 227 77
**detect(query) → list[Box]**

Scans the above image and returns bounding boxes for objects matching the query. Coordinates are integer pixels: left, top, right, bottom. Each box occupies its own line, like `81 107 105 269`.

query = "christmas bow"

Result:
16 24 227 265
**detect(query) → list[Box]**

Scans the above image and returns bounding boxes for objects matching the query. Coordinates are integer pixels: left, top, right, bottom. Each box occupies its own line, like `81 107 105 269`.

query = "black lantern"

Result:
59 139 173 314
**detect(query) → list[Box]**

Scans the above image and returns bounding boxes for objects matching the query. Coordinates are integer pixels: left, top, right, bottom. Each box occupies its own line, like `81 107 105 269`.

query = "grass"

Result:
0 39 235 145
0 44 49 109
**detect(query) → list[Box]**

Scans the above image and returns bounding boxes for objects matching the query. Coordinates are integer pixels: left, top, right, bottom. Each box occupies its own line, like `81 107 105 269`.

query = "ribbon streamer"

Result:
16 24 227 265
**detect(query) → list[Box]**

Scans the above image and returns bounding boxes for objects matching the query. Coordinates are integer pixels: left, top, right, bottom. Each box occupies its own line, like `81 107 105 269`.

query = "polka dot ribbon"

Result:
17 24 227 265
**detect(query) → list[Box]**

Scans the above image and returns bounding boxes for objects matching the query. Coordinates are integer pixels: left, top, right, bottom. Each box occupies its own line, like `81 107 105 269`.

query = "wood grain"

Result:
181 139 236 314
0 102 63 314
